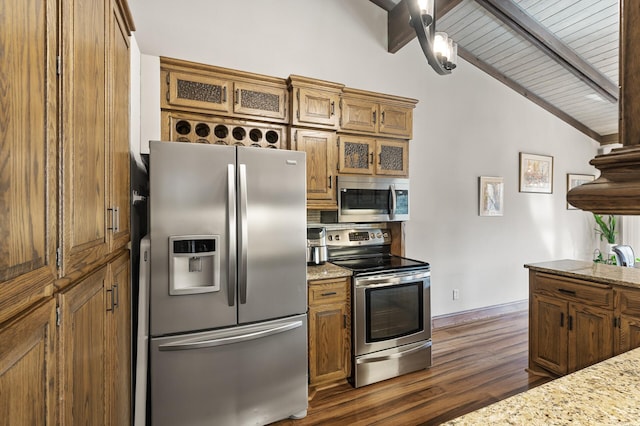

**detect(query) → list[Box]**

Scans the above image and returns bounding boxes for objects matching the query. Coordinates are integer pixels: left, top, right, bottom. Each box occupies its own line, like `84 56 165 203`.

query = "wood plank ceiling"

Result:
373 0 619 144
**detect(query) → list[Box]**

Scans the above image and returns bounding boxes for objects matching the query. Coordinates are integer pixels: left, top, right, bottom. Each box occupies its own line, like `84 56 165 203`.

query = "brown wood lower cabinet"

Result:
528 270 630 377
58 251 130 425
615 287 640 354
0 300 57 426
308 277 351 394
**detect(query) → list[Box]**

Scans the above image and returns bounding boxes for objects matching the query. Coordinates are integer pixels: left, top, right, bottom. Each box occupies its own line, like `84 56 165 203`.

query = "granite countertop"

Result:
525 259 640 289
442 347 640 425
306 262 352 281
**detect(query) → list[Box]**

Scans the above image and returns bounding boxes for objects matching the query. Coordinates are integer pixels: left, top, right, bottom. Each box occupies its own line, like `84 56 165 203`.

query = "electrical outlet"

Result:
453 289 460 300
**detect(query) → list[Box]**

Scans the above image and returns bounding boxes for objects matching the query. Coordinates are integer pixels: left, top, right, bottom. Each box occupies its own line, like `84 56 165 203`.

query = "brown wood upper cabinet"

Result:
61 0 132 278
338 136 409 177
340 88 417 139
290 129 338 209
288 75 344 130
0 0 58 325
161 57 289 123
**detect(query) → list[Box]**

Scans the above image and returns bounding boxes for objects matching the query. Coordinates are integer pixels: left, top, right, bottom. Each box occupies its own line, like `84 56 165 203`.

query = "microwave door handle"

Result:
238 164 249 304
227 164 236 307
389 184 396 219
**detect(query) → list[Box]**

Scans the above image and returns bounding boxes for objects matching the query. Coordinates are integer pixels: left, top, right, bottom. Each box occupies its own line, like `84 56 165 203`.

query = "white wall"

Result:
128 0 600 316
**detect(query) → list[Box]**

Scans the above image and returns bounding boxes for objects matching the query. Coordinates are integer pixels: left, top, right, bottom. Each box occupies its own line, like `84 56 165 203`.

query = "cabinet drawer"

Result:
308 278 349 306
615 287 640 317
532 273 612 309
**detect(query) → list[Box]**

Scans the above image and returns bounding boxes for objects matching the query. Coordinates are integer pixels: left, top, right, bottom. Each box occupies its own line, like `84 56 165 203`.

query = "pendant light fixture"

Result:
407 0 458 75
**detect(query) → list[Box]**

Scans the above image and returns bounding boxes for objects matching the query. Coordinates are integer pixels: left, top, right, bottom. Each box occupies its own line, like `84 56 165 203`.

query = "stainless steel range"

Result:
326 227 432 388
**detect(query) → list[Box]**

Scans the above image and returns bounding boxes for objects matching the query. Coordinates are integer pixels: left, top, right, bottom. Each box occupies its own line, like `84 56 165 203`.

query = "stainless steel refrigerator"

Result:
147 141 308 425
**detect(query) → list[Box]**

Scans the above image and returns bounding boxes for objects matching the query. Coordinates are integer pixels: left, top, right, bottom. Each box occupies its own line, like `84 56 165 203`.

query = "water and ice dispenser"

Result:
169 235 220 295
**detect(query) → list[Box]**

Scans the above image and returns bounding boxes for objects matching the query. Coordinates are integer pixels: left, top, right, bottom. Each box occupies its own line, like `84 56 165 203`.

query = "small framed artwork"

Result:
519 153 553 193
566 173 595 209
479 176 504 216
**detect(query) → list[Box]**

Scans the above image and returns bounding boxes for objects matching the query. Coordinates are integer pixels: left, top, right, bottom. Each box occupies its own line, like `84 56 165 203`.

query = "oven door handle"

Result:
355 341 432 364
355 271 430 288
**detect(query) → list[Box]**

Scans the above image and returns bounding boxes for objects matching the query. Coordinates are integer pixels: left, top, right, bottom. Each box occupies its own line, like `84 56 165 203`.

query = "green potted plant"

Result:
594 214 617 264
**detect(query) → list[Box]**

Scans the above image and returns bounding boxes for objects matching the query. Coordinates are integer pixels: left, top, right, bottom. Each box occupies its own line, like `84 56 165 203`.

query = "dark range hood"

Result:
567 0 640 214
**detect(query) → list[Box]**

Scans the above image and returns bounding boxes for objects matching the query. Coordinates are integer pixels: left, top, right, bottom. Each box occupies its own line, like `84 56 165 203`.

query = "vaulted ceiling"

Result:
371 0 619 144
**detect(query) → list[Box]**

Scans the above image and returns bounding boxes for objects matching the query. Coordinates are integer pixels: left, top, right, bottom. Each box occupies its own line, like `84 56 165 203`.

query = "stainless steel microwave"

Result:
337 176 410 223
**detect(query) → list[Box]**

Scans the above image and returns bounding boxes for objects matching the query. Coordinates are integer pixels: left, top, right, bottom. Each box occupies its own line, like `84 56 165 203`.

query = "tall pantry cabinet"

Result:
0 0 134 424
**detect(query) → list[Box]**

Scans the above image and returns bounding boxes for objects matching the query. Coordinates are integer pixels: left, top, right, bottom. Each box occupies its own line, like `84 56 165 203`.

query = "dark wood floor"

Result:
273 309 551 426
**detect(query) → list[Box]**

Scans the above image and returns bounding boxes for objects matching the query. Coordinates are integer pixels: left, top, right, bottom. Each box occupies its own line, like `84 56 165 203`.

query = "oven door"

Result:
353 270 431 356
337 176 409 222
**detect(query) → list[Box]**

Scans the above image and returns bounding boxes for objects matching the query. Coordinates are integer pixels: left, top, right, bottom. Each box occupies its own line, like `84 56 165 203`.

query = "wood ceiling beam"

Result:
388 0 463 53
458 46 604 143
474 0 618 103
370 0 397 11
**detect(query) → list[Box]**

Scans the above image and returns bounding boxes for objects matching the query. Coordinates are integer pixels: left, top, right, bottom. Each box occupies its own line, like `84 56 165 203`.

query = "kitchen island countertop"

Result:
306 262 352 281
442 346 640 425
525 259 640 289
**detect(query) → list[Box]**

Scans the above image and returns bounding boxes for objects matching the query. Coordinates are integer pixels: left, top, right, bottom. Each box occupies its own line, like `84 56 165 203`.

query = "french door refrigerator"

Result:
148 141 308 425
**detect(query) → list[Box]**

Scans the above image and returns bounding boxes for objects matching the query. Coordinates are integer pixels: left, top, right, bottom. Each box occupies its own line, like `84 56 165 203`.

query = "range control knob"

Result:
335 235 340 241
376 232 382 238
328 235 333 241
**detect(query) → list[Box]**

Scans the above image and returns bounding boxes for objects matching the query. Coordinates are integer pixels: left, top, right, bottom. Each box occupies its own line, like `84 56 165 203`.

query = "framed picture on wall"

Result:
519 152 553 193
479 176 504 216
566 173 595 209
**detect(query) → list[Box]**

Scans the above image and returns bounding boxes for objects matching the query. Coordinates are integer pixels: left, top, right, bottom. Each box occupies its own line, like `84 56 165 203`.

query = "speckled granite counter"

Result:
306 262 352 281
525 259 640 289
442 347 640 425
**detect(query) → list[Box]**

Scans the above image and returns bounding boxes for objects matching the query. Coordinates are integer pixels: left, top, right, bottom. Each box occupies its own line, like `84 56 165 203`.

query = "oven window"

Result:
365 282 423 342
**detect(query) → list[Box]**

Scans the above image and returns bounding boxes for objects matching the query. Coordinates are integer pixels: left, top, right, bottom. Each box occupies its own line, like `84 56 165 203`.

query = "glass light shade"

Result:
417 0 434 26
447 38 458 68
434 32 450 62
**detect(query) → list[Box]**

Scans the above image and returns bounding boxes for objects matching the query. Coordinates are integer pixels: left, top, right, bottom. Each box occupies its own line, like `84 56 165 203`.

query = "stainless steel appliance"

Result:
146 141 308 425
337 176 410 223
306 227 328 265
327 227 431 388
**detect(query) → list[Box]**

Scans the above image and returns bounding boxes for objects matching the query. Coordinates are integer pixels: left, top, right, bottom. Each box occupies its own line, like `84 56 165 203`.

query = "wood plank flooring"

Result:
272 309 551 426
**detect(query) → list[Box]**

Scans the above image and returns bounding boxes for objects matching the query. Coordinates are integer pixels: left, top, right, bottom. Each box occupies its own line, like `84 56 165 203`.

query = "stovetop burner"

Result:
330 254 430 275
324 227 430 275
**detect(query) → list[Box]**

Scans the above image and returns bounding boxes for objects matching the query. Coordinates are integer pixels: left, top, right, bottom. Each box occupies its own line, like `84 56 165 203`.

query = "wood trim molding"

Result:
432 300 528 329
601 133 620 145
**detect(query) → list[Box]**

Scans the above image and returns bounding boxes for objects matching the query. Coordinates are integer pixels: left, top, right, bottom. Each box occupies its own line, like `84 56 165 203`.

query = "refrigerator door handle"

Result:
227 164 237 307
238 163 249 304
157 320 303 351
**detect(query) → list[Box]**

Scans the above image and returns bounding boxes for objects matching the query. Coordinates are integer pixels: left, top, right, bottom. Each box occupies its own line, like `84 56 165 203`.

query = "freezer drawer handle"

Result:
157 320 303 351
355 341 431 364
